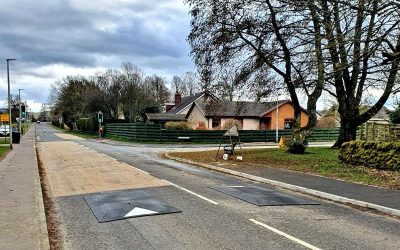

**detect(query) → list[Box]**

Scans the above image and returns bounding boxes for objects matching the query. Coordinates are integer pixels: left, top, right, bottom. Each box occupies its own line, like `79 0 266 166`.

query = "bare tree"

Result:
311 0 400 147
187 0 400 146
186 0 325 141
180 71 202 95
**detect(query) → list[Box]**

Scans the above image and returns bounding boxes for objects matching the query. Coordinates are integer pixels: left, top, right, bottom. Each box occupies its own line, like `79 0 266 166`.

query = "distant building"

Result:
368 106 392 124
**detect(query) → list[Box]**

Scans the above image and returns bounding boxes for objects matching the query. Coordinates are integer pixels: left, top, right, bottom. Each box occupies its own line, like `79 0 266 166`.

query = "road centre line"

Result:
162 179 219 205
249 219 321 250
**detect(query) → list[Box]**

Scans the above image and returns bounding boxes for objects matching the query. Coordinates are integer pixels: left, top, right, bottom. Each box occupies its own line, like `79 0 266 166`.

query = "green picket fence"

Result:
105 123 340 143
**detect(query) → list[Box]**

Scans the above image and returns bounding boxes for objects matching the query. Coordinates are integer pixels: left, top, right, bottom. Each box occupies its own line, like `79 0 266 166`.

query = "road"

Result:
36 123 400 249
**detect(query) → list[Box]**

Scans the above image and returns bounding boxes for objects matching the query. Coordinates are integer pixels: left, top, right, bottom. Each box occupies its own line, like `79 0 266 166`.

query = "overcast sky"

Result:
0 0 195 111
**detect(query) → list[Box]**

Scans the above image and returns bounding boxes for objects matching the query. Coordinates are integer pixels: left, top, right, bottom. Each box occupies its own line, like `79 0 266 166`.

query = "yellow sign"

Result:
0 114 9 122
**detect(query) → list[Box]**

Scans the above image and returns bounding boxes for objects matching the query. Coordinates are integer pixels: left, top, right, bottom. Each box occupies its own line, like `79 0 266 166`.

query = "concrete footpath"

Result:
166 153 400 218
0 125 49 250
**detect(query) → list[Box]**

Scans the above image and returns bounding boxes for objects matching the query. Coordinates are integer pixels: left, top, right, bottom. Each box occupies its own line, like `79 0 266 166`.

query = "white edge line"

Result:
121 162 149 175
162 179 218 205
249 219 321 250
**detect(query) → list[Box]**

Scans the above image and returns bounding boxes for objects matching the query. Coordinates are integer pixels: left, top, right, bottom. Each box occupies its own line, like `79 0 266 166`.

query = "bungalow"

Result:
186 100 309 130
166 91 218 115
146 113 186 126
146 91 218 125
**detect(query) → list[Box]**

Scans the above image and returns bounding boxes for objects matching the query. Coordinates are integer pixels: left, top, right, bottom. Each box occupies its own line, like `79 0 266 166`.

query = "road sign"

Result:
0 114 9 122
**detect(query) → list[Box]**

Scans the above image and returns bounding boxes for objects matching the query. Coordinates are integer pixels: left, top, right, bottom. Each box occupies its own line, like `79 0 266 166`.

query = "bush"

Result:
221 119 243 130
52 120 61 128
339 141 400 170
76 117 98 133
165 121 191 130
286 140 307 154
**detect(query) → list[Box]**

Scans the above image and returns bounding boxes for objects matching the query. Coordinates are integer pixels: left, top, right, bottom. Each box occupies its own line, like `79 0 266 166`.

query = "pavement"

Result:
0 125 49 250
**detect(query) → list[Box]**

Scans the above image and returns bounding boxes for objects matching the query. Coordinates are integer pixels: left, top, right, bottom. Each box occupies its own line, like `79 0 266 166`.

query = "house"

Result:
146 113 186 126
146 91 218 125
368 106 392 124
166 91 218 115
186 99 309 130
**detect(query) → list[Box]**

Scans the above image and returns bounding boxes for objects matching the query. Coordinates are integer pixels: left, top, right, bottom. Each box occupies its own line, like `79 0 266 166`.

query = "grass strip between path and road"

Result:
0 146 10 159
168 147 400 190
51 125 98 139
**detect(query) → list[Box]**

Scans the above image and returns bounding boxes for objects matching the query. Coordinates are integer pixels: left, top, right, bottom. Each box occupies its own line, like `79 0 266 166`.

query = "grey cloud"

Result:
0 0 195 109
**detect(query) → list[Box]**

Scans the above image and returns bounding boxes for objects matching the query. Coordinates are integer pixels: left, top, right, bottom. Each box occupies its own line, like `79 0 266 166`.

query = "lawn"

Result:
0 138 10 144
0 146 10 159
51 125 99 139
168 147 400 190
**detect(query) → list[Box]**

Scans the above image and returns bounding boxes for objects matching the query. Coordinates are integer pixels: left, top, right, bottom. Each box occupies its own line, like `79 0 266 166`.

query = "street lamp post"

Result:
7 58 16 149
18 89 23 134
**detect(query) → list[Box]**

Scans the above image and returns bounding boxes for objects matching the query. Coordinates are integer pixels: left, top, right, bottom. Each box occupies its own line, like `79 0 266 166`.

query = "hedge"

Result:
76 117 98 133
338 141 400 171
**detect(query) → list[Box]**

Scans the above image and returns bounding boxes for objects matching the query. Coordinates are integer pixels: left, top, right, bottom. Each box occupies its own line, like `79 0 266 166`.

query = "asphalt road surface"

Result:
36 123 400 249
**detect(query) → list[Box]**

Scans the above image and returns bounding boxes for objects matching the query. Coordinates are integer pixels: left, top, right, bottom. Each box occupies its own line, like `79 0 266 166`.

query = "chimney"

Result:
174 91 181 106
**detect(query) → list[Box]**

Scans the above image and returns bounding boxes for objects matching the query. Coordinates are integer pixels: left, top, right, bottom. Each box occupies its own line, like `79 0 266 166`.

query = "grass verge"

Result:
0 138 10 144
36 145 62 249
51 124 98 139
168 147 400 190
0 146 10 159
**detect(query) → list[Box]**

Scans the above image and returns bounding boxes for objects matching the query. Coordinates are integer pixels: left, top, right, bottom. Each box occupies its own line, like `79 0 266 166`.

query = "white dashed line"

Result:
162 179 218 205
249 219 321 250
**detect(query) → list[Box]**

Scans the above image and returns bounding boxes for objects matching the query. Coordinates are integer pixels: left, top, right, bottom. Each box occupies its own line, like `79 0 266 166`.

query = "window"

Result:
212 118 221 129
284 119 294 129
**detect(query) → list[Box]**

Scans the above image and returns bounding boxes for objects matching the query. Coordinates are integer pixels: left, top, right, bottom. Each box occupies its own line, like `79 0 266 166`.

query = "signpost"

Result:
97 111 103 139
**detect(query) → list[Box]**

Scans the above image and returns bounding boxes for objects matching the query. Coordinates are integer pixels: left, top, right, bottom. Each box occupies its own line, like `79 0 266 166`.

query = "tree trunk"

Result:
332 117 358 148
292 105 302 141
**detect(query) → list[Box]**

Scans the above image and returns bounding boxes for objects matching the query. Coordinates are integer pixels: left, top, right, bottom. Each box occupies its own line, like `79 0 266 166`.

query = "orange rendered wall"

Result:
265 103 308 129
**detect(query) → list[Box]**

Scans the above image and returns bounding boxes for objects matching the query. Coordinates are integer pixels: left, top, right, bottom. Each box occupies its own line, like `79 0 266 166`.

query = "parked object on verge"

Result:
0 125 10 137
12 131 20 144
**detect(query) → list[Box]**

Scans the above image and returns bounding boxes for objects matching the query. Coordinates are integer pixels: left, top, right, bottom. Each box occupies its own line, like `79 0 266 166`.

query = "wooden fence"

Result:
104 123 339 143
358 122 400 142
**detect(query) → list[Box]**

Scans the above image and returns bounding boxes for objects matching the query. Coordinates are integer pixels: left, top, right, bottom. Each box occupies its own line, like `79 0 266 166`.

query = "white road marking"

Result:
228 186 245 188
249 219 321 250
124 207 158 217
102 153 117 160
122 162 149 174
162 179 219 205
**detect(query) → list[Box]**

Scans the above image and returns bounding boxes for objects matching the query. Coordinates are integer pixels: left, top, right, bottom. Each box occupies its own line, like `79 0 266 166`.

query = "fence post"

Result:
365 123 368 141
